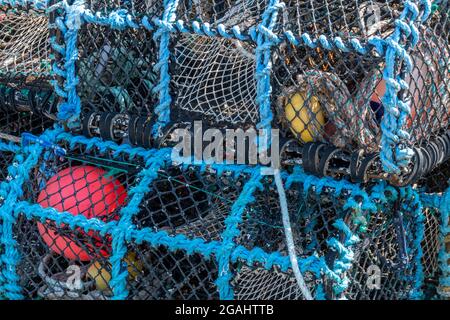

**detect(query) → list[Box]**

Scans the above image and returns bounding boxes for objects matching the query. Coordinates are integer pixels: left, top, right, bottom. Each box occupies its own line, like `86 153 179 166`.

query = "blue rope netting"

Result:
0 0 449 300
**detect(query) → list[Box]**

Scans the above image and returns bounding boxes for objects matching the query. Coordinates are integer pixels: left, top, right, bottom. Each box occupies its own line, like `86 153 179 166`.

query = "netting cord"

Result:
274 169 313 300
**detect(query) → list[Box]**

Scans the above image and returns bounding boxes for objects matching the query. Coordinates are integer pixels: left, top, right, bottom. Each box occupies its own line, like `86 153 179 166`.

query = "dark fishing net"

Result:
126 244 219 300
345 199 423 300
421 208 441 298
419 159 450 193
280 0 402 41
177 0 267 33
0 144 16 181
133 165 245 242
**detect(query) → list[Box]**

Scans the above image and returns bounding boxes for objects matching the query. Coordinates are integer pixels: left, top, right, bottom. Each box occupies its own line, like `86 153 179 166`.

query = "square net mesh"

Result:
170 33 258 128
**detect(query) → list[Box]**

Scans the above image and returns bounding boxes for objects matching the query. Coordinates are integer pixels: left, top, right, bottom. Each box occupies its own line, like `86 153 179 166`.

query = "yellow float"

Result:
87 252 144 291
284 92 325 143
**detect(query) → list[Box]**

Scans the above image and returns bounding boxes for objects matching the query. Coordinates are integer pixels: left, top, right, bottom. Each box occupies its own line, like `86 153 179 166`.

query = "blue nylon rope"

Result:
216 170 263 300
151 0 179 137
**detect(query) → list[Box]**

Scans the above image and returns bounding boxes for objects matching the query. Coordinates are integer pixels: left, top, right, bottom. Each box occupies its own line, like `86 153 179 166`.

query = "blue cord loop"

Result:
379 0 430 174
151 0 180 137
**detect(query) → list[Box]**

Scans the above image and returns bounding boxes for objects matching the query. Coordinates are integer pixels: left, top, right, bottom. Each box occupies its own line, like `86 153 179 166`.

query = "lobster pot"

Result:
229 178 427 300
345 197 425 300
0 4 57 135
230 178 364 300
13 140 138 299
272 47 385 153
66 0 163 139
272 0 402 153
273 1 449 183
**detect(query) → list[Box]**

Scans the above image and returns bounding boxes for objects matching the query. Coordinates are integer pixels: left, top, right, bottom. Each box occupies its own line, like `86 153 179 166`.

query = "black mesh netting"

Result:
419 158 450 193
0 6 57 135
421 208 441 298
177 0 267 34
133 165 245 242
125 244 219 300
345 200 423 300
280 0 402 41
0 147 15 181
83 0 160 17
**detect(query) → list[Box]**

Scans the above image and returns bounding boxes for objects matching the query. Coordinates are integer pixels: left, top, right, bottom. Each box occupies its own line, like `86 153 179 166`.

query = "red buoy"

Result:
37 165 127 261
